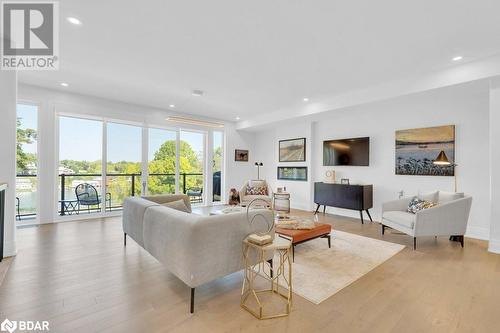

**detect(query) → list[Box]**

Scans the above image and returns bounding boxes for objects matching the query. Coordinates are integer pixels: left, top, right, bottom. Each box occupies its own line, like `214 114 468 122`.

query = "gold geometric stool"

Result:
241 236 292 319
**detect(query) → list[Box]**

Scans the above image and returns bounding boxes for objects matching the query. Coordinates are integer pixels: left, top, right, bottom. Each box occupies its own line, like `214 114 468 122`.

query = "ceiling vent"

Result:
166 116 224 128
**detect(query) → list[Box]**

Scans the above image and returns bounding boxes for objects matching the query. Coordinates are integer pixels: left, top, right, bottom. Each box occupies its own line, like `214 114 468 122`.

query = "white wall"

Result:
18 84 256 222
254 121 314 210
254 81 491 240
489 79 500 253
224 124 257 192
0 67 18 257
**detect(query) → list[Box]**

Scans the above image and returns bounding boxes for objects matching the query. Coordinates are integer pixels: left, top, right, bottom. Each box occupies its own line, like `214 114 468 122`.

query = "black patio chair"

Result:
187 188 203 203
75 183 112 213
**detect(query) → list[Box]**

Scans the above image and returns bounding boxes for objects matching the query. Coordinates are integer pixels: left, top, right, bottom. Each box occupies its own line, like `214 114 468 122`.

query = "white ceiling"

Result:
19 0 500 123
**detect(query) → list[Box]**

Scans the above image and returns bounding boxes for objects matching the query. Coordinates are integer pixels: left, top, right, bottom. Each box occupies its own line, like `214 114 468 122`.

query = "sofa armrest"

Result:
382 197 412 214
414 196 472 237
122 197 159 247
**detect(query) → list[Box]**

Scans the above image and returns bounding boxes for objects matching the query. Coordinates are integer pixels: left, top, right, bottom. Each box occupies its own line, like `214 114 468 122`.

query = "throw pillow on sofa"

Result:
161 199 190 213
407 196 437 214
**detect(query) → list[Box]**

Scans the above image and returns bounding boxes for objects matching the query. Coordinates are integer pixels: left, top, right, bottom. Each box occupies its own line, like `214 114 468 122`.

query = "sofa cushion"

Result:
383 211 416 229
418 191 439 203
161 199 190 213
438 191 464 203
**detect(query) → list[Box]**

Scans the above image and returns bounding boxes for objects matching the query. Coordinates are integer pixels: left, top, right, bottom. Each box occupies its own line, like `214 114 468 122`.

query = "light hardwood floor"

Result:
1 209 499 333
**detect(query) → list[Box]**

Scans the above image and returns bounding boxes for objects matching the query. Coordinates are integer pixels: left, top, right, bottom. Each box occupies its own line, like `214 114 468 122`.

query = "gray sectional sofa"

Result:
122 194 274 313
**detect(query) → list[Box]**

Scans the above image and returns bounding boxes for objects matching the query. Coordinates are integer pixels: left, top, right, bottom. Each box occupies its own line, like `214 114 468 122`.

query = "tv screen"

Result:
323 137 370 166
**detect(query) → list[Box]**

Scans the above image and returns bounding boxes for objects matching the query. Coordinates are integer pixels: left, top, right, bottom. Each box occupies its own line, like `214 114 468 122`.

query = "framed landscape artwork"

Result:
277 167 308 181
279 138 306 162
235 149 249 162
395 125 455 176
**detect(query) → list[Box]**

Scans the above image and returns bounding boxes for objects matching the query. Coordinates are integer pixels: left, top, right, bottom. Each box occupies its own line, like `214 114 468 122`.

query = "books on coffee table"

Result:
275 216 315 230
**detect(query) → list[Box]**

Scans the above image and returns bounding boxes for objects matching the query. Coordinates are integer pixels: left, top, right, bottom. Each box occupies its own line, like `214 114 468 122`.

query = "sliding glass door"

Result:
16 103 38 222
58 116 103 216
179 130 205 205
106 122 142 210
212 131 223 203
148 128 177 195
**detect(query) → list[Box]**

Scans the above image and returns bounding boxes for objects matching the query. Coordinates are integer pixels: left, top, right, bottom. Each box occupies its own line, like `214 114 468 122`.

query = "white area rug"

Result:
275 230 404 304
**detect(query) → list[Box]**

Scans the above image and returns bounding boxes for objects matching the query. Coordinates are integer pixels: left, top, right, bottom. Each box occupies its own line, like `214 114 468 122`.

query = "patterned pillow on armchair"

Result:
246 185 267 196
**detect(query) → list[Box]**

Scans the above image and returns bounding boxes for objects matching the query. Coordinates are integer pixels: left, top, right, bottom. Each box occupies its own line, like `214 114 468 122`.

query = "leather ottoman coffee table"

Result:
275 223 332 262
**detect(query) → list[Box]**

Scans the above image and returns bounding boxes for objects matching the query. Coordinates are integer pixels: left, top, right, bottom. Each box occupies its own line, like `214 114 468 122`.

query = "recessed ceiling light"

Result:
60 82 69 87
235 116 240 120
67 17 82 25
303 97 309 102
169 104 175 108
192 89 204 96
452 56 463 61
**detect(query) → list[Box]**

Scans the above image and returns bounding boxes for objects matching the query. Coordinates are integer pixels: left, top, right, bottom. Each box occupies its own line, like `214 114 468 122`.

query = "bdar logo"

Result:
0 319 17 333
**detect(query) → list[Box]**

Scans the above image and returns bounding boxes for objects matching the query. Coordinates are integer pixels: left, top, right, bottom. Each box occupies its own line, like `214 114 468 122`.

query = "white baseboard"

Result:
465 226 490 241
488 239 500 254
2 239 17 258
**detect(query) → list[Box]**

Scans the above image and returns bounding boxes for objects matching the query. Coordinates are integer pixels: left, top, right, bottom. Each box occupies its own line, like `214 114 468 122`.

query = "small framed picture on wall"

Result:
235 149 249 162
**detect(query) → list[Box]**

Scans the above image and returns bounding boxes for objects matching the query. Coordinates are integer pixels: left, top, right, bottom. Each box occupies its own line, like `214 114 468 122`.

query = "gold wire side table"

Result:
241 236 292 319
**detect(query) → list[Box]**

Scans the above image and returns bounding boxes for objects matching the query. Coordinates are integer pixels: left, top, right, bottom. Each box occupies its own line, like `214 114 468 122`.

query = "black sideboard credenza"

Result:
0 183 6 262
314 182 373 224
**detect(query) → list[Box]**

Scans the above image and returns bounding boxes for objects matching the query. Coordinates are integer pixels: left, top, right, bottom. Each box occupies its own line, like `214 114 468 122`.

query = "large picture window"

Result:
56 115 217 217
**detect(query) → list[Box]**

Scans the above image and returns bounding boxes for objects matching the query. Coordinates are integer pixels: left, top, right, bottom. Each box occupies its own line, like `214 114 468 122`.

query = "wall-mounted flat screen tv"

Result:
323 137 370 166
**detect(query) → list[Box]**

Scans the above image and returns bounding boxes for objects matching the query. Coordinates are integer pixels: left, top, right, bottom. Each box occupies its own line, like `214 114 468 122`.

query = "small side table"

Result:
273 192 290 213
241 236 292 319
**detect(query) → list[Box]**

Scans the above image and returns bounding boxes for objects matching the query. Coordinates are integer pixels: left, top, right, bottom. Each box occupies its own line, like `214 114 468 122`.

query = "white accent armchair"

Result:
381 191 472 250
239 179 272 207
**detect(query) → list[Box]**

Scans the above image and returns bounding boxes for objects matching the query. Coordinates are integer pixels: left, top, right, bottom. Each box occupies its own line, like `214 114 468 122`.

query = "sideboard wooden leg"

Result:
314 204 320 215
365 209 373 222
359 210 364 224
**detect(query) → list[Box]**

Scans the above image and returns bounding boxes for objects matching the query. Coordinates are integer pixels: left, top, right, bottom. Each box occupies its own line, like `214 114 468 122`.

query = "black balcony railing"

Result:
15 172 219 219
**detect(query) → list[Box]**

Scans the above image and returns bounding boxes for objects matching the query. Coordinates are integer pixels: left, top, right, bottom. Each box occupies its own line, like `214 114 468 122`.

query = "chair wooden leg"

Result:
413 237 416 250
124 233 127 246
460 235 464 248
381 224 385 235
